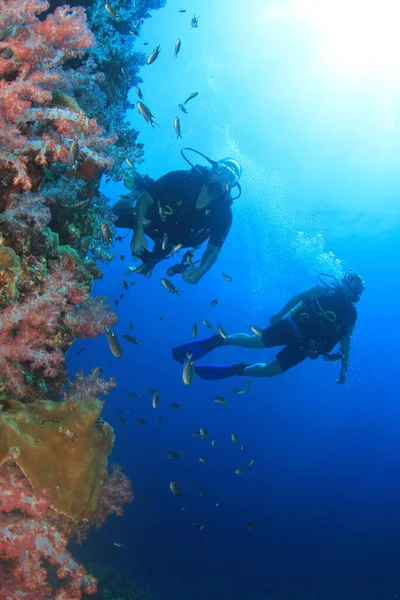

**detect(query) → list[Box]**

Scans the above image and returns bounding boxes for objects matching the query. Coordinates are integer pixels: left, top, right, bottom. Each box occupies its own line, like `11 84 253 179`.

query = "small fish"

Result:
231 388 245 395
250 325 263 337
182 353 194 386
120 255 125 261
128 322 135 330
171 243 183 255
122 334 141 345
213 396 228 407
127 392 140 397
183 91 199 104
178 103 188 114
199 456 208 463
199 428 209 440
119 293 124 299
105 2 120 20
147 45 161 65
159 316 164 320
249 458 256 467
217 323 228 339
246 523 256 530
70 141 80 170
161 278 181 295
190 15 199 28
136 87 144 99
211 440 216 448
162 232 169 251
235 467 245 475
221 270 232 282
151 388 160 409
192 323 198 339
0 26 14 43
101 223 112 245
198 489 206 497
169 480 180 497
174 39 181 58
0 48 13 60
76 348 84 355
121 279 129 291
138 495 149 501
137 101 158 128
166 451 184 459
193 522 205 530
129 29 139 36
141 218 151 227
178 9 186 12
173 117 182 139
115 236 122 242
241 445 246 451
119 418 127 425
143 42 149 46
210 299 218 307
202 319 213 329
121 67 129 80
104 326 122 359
114 299 119 307
125 266 136 274
113 542 127 547
246 380 252 389
171 402 182 409
158 416 163 421
137 418 147 425
125 158 134 169
231 433 239 444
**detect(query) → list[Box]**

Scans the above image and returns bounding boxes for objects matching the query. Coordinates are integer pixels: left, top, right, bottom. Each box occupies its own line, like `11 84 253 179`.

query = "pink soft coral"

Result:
0 0 115 189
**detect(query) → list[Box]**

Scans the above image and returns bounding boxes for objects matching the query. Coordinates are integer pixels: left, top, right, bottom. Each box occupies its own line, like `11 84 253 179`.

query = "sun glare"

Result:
262 0 400 80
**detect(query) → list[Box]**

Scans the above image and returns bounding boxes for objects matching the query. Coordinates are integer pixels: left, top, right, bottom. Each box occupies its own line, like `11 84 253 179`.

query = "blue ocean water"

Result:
69 0 400 598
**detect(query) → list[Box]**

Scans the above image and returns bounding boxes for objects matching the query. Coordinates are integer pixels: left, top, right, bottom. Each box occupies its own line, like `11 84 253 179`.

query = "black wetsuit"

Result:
114 167 233 250
261 287 357 371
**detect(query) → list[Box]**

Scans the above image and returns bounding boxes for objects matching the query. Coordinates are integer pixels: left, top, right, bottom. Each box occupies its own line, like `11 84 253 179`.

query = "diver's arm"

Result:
269 286 321 325
183 242 221 284
337 326 354 384
131 192 154 254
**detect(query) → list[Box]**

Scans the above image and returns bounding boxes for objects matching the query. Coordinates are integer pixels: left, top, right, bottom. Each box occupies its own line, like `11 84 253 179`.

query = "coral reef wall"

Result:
0 0 165 596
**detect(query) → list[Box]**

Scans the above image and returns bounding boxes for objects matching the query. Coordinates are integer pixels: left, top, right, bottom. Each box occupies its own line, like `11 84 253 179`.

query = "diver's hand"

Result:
336 369 347 384
269 313 282 326
183 267 204 285
131 235 148 261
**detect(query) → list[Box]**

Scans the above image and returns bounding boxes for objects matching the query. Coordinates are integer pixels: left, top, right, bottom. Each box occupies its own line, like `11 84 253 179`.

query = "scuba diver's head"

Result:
180 147 242 199
340 273 365 303
211 158 242 188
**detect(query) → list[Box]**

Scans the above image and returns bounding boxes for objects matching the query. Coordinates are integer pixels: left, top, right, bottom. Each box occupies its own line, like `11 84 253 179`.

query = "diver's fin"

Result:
172 334 225 364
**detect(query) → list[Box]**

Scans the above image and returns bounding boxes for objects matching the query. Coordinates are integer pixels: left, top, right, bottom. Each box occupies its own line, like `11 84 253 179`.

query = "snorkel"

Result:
180 147 242 199
318 272 365 303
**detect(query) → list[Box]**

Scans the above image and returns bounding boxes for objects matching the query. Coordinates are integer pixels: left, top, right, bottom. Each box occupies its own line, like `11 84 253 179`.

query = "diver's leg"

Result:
243 359 283 378
225 333 265 349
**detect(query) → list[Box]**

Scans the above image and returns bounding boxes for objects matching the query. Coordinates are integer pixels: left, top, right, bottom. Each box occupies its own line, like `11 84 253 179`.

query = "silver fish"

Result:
174 39 181 58
161 278 181 295
250 325 263 337
173 117 182 139
151 388 160 409
104 326 122 358
182 353 194 386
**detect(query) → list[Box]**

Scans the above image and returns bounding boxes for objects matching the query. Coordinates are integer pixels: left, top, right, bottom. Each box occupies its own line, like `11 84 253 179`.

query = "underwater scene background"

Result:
1 0 399 598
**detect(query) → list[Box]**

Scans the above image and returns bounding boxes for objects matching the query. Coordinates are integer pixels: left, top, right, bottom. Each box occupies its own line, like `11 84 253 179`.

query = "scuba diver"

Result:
112 148 242 283
172 273 365 383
